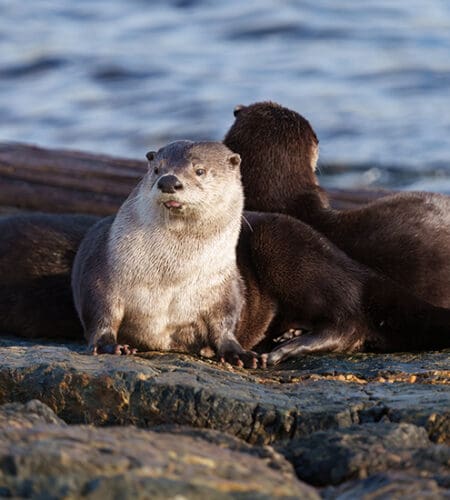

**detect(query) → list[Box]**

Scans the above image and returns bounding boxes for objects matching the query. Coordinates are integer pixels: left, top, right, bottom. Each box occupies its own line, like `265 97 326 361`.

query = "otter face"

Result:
143 141 242 222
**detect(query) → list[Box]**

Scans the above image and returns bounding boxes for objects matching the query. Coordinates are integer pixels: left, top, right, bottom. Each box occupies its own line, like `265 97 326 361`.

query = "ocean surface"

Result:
1 0 450 192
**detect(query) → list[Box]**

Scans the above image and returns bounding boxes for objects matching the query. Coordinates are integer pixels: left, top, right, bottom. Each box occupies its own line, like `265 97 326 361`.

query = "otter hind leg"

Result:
262 328 359 366
219 348 259 369
207 285 259 369
87 325 138 356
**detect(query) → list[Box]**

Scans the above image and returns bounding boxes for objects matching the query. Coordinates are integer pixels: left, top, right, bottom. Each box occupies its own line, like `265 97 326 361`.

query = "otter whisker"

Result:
242 214 253 232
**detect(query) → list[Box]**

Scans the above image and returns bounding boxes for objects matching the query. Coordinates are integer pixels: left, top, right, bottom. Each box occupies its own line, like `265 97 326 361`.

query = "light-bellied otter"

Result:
224 101 450 309
71 140 259 367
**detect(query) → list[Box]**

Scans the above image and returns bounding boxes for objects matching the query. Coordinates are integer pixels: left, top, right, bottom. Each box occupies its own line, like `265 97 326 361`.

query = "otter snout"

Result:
157 175 183 194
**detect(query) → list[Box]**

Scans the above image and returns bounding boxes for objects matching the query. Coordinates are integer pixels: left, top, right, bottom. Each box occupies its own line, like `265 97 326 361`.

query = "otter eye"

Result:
195 168 205 176
154 167 159 175
146 151 156 161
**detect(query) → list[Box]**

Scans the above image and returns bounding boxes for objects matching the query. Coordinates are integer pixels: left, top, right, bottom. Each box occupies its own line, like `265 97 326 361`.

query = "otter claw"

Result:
91 344 138 356
264 350 284 366
219 350 258 369
259 353 268 369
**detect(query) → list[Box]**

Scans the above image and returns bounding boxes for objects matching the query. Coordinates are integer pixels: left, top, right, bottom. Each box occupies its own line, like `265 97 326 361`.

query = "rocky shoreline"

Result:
0 337 448 498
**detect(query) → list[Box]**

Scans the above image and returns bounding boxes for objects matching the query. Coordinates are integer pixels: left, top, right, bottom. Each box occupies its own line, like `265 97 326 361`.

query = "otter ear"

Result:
310 143 319 172
233 105 245 117
146 151 156 162
228 153 241 169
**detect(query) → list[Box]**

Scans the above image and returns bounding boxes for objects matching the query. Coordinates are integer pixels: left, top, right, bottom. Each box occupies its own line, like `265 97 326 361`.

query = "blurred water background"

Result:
1 0 449 192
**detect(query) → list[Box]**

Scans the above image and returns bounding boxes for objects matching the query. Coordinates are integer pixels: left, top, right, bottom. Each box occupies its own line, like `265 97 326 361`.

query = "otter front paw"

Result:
219 348 259 369
91 344 138 355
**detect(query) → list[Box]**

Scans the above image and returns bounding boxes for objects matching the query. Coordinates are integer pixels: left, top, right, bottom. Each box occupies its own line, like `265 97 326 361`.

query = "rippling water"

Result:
1 0 450 192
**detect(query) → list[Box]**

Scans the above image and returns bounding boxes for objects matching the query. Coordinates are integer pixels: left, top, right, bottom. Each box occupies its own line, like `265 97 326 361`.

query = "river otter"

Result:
71 140 259 367
239 212 450 364
224 101 450 308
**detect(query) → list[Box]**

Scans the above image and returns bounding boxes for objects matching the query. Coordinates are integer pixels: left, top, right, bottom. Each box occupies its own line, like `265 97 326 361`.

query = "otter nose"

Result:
157 175 183 194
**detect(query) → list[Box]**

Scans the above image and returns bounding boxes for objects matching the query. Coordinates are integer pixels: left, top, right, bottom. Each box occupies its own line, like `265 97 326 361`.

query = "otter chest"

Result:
114 240 234 351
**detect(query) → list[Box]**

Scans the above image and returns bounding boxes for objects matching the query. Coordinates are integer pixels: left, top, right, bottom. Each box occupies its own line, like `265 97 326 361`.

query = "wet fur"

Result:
239 212 450 363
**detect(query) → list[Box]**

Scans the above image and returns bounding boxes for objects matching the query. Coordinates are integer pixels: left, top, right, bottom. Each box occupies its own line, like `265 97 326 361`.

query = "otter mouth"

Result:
163 200 184 210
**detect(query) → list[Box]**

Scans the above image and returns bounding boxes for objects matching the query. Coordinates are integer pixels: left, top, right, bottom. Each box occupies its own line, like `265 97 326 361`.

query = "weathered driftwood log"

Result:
0 142 392 215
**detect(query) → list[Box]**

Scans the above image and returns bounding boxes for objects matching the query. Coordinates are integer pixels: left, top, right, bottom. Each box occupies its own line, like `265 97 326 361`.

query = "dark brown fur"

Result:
238 212 450 363
224 101 450 308
0 214 98 339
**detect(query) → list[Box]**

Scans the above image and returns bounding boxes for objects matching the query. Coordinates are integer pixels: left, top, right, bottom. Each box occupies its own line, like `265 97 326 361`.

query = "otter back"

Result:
224 101 450 308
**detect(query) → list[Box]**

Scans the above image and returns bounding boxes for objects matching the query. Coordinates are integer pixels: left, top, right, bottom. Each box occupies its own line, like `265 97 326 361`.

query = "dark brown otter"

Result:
238 212 450 364
224 101 450 309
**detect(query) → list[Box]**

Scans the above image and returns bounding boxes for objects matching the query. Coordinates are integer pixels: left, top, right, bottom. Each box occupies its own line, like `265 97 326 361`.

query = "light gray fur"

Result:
72 141 247 357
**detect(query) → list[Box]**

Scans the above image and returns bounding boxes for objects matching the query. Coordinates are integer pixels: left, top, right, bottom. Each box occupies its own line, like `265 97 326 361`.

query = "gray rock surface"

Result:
0 337 449 498
0 401 315 499
281 422 449 486
324 473 449 500
1 339 448 443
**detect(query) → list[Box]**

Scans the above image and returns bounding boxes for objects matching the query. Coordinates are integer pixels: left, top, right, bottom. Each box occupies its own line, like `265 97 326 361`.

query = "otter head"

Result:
224 101 320 214
142 140 243 229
